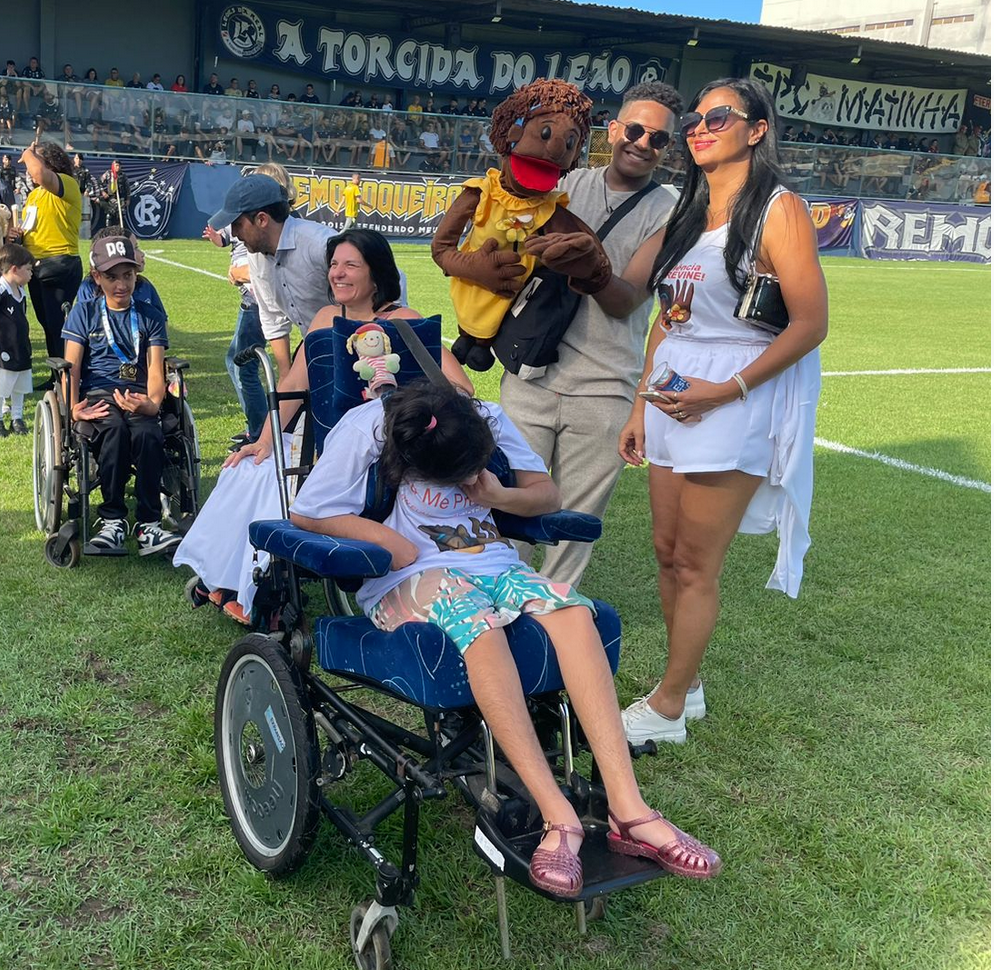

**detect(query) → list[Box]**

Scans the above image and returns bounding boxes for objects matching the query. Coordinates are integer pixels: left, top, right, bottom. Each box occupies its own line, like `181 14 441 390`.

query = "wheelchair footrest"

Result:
473 809 670 903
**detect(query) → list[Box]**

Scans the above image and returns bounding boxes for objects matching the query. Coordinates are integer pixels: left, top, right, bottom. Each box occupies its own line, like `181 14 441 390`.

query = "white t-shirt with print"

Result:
291 399 548 613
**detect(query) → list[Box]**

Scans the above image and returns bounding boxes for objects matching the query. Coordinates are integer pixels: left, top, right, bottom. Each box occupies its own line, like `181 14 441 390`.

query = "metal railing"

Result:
1 77 989 205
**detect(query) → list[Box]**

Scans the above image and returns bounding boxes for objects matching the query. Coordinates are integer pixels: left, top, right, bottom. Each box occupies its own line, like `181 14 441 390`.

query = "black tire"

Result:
44 532 80 569
350 901 393 970
33 394 63 534
214 634 321 875
184 575 210 608
161 433 199 531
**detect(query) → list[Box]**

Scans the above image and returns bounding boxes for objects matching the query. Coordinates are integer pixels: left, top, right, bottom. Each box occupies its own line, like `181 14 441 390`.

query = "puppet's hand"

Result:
453 237 528 299
524 231 612 293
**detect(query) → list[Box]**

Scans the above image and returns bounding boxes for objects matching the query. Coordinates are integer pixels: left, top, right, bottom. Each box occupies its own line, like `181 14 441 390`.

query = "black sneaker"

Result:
84 518 128 556
10 418 27 435
0 419 8 438
135 521 181 557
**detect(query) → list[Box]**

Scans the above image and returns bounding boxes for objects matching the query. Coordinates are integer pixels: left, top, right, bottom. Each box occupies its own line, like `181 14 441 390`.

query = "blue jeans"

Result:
225 303 267 440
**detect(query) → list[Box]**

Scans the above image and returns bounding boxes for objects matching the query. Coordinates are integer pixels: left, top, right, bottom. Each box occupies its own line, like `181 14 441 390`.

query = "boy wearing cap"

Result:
61 235 180 556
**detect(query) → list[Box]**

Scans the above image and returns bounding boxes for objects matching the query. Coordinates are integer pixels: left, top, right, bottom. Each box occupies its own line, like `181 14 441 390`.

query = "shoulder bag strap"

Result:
748 185 788 272
597 179 662 241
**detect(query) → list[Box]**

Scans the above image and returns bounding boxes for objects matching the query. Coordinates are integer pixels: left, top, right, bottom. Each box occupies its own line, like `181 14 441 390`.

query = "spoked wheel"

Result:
161 431 200 532
33 393 64 534
215 634 321 875
350 901 394 970
323 579 356 617
44 531 80 569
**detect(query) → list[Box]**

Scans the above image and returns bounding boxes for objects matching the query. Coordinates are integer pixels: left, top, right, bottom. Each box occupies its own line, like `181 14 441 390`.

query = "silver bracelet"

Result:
731 372 749 401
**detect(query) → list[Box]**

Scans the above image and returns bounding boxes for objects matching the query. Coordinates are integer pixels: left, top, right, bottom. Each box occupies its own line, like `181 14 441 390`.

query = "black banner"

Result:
85 159 189 239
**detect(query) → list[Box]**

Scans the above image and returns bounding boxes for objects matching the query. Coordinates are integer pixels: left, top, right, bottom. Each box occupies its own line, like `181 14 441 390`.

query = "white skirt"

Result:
0 368 33 398
644 336 775 477
173 438 290 611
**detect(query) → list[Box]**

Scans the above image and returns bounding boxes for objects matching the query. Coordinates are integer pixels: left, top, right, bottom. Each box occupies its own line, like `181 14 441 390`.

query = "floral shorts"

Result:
369 564 595 654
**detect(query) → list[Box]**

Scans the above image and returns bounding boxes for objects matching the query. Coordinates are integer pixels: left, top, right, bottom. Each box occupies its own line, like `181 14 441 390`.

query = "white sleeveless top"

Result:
653 189 788 344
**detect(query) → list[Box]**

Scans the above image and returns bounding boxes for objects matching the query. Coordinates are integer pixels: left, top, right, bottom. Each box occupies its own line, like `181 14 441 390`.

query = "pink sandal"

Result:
528 822 584 898
607 809 722 880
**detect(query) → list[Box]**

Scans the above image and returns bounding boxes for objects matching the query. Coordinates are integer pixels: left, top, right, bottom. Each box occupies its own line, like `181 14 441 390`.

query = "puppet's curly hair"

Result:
489 79 592 167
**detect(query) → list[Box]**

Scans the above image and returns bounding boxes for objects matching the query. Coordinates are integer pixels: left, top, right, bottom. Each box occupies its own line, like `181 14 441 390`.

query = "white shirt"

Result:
291 399 547 612
146 82 164 91
419 130 440 149
249 217 409 339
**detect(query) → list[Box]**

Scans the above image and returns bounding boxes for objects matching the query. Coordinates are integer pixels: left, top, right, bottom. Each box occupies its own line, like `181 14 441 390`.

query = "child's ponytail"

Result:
380 379 495 487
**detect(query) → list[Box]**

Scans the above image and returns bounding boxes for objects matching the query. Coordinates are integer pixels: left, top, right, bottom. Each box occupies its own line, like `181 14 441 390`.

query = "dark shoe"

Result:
10 418 28 435
607 809 721 880
0 419 8 438
528 822 584 899
135 521 182 557
84 518 128 556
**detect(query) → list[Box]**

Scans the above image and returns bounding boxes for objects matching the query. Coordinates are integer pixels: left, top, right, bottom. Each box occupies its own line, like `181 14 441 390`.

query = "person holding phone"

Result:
617 77 827 745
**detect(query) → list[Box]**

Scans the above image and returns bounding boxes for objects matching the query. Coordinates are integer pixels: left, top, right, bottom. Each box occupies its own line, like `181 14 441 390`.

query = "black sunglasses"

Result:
620 121 671 150
679 104 750 139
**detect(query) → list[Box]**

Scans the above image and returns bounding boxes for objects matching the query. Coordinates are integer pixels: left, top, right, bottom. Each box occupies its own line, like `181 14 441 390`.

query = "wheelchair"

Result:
32 354 201 568
212 319 667 968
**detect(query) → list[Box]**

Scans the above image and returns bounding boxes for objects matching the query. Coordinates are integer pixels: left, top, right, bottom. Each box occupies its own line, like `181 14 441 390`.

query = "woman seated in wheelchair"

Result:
61 234 181 556
289 377 722 899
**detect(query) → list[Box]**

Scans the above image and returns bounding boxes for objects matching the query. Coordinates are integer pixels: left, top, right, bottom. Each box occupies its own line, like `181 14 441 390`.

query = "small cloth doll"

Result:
431 79 612 371
346 322 401 400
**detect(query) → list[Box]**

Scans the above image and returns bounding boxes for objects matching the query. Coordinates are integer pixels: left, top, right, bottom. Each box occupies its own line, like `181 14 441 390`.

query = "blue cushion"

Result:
492 510 602 546
314 600 621 711
249 520 392 579
305 317 444 456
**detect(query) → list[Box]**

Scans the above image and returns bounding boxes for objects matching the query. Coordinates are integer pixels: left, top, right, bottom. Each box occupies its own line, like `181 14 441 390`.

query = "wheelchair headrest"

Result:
305 316 443 456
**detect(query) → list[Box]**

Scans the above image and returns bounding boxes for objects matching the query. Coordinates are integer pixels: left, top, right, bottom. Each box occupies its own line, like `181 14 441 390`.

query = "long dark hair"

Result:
326 229 401 309
34 141 73 177
651 77 787 294
379 379 495 488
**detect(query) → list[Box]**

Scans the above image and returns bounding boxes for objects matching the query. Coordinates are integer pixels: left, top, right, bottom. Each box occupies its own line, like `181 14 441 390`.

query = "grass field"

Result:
0 243 989 970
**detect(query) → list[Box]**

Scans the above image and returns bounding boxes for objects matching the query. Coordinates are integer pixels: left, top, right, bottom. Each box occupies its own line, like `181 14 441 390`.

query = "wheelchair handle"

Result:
234 344 265 368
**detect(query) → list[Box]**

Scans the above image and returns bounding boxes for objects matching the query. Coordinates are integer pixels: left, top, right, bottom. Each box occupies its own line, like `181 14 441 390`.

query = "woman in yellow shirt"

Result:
11 142 83 359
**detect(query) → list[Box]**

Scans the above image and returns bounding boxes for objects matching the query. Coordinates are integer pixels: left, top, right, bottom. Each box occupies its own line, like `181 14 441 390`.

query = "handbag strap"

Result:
597 177 661 241
747 185 789 272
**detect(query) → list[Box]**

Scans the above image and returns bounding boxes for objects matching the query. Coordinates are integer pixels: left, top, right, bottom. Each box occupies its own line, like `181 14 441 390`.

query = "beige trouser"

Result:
499 372 633 592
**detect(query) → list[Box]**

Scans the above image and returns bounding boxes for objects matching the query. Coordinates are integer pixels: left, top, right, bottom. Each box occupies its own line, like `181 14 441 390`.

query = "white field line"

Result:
814 437 991 492
823 367 991 377
146 252 455 344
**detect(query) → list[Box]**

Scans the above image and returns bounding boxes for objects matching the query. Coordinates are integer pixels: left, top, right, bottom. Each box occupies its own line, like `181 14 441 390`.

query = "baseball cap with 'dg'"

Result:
209 173 287 230
91 236 139 272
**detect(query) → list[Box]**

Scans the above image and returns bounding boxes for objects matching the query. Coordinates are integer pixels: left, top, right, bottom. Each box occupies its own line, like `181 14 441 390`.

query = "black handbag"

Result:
493 179 661 377
734 188 790 336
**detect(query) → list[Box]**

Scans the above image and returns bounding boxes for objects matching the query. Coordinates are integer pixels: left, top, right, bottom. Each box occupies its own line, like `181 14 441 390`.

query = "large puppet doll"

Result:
431 79 612 371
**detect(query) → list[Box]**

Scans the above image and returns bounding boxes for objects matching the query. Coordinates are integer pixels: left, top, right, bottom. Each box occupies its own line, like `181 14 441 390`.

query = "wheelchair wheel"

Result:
161 429 200 532
44 532 80 569
33 393 64 534
215 634 321 876
350 901 393 970
322 579 356 617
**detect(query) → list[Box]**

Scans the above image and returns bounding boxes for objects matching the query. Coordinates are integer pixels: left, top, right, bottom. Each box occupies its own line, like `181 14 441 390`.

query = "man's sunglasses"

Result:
620 121 671 151
679 105 750 139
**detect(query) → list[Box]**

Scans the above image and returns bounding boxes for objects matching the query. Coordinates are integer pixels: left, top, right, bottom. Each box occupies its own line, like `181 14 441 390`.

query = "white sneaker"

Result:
685 681 706 721
134 521 181 557
621 697 687 745
85 518 128 555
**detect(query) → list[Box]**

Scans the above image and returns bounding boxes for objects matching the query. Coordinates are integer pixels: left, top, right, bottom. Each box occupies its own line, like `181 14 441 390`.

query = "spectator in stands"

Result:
340 90 360 108
407 94 423 115
474 98 490 117
104 67 124 88
869 132 885 150
8 141 83 363
245 79 260 99
35 90 64 138
883 132 898 150
782 125 795 141
966 124 981 156
235 110 257 160
203 73 224 96
390 118 413 167
367 94 381 110
126 72 143 89
268 84 282 101
0 93 14 146
60 64 84 121
17 58 46 117
818 128 838 145
171 74 188 93
301 83 320 104
927 139 940 154
382 95 394 113
440 96 460 115
147 73 164 91
225 77 243 98
796 123 815 143
164 126 199 160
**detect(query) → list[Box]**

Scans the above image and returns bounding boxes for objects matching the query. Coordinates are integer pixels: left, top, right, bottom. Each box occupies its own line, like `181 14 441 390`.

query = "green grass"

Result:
0 245 989 970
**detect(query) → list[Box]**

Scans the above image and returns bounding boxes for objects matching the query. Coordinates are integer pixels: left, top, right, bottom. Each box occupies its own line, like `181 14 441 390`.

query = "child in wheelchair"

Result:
289 377 721 899
60 234 181 556
76 226 168 319
0 243 33 437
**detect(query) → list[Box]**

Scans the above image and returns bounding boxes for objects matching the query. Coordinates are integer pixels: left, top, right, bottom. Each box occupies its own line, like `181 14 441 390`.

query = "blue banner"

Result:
214 3 669 98
860 199 991 262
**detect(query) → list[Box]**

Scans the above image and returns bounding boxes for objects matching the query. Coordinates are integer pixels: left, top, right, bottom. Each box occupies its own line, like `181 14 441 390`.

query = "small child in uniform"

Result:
0 242 34 436
61 234 180 556
289 379 721 899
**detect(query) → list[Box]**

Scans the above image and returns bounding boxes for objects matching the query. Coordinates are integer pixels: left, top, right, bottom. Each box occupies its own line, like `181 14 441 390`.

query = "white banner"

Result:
751 62 966 135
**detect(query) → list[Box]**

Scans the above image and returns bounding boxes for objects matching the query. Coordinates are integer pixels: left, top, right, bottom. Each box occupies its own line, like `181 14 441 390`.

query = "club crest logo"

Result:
635 59 667 85
220 5 266 59
126 169 178 240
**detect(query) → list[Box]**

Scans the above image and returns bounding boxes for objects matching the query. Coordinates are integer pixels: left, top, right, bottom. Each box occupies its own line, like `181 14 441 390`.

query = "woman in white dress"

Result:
174 229 471 622
617 77 828 745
